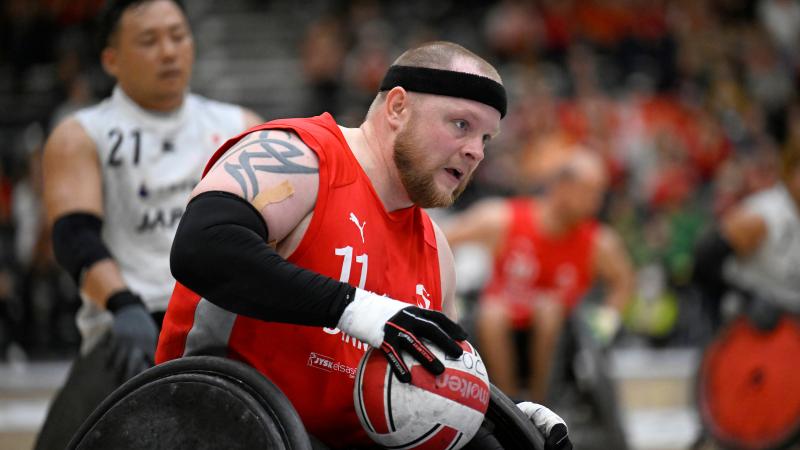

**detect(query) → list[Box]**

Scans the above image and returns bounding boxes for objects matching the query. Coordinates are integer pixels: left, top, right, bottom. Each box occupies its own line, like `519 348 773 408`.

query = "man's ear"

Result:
384 87 410 131
101 47 119 78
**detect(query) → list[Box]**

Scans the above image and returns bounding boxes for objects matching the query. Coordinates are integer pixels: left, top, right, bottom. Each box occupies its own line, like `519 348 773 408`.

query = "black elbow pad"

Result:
52 213 112 284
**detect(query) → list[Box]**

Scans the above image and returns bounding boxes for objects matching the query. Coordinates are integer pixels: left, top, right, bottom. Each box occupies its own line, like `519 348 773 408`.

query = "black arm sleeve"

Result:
170 191 355 328
692 228 734 299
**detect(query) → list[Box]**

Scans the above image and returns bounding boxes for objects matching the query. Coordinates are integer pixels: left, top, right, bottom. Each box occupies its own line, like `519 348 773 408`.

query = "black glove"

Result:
544 423 571 450
748 295 782 331
380 306 468 382
337 289 468 383
106 290 158 381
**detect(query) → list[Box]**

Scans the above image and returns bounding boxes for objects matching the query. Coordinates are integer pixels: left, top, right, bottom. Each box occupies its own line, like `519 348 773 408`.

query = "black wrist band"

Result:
106 290 145 314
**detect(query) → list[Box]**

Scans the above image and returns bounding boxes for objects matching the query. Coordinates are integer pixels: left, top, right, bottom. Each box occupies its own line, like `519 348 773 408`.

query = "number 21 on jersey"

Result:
107 128 142 166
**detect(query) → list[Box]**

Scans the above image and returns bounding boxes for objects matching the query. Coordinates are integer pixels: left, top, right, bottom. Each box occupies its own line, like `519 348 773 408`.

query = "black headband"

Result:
379 65 507 118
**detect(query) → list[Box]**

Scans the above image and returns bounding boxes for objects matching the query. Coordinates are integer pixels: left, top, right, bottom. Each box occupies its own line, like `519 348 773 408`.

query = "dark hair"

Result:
96 0 186 49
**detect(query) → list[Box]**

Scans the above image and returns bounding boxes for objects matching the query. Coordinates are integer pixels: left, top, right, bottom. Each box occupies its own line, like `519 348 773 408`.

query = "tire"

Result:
697 316 800 450
68 356 312 450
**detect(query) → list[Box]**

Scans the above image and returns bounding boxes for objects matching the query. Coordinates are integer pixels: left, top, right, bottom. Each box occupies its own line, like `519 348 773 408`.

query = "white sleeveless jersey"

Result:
725 184 800 311
74 86 247 312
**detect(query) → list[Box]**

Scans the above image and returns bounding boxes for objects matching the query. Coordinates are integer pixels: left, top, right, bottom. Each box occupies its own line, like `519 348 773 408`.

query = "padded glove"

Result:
337 289 467 382
586 303 622 348
106 290 158 381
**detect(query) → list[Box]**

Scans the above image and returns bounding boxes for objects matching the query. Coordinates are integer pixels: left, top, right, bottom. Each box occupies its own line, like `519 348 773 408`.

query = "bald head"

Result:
392 41 502 83
559 149 609 191
550 148 609 222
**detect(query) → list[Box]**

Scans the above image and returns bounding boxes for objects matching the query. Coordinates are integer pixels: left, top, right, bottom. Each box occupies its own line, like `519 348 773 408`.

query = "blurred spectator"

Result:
0 0 57 91
12 123 79 356
484 0 543 62
340 9 393 122
741 27 795 135
758 0 800 66
50 73 96 129
0 156 17 359
300 16 347 117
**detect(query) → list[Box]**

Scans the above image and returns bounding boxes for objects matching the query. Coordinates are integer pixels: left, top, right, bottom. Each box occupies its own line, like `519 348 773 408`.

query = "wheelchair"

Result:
544 301 629 450
693 291 800 450
457 284 628 450
67 355 547 450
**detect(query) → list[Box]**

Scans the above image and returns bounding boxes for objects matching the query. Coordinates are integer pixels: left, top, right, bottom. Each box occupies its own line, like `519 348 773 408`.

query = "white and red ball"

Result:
354 340 490 450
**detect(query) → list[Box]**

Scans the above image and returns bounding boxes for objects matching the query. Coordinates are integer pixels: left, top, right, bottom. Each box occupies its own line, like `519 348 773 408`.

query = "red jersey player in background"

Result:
445 149 634 402
156 41 572 449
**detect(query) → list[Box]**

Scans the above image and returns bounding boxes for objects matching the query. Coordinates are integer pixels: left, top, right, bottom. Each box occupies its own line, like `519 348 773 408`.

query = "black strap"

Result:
52 212 112 284
106 290 145 314
379 65 507 118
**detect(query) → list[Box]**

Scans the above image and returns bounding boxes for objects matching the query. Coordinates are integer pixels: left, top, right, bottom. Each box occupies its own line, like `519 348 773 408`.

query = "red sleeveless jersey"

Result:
156 113 443 448
481 198 597 329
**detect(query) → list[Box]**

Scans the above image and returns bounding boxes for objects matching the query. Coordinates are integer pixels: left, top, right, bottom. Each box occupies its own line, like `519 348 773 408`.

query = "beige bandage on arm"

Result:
251 180 295 249
251 180 294 211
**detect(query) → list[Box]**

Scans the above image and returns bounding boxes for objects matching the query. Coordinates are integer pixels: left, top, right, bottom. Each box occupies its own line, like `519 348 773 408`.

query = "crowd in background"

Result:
1 0 799 359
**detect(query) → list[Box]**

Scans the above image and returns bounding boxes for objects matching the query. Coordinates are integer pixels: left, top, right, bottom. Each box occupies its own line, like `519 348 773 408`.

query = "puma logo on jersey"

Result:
349 212 366 243
416 283 432 309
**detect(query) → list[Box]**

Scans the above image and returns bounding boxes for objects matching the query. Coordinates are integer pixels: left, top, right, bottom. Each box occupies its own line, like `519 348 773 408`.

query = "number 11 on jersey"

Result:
335 246 368 289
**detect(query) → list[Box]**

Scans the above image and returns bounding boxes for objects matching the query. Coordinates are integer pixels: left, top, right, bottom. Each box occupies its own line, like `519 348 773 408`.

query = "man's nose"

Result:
159 37 178 60
462 138 485 164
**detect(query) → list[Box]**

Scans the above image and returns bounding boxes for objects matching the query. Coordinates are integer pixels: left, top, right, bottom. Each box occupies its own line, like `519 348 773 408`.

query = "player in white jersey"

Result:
71 85 250 350
723 183 800 311
694 144 800 329
35 1 262 448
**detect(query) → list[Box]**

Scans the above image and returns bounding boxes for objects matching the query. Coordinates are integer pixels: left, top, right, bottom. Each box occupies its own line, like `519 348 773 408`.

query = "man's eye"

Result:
171 28 189 42
454 120 468 130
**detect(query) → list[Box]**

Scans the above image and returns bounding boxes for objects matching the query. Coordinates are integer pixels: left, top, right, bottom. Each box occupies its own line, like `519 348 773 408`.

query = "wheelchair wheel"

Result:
67 356 312 450
483 383 546 450
697 316 800 450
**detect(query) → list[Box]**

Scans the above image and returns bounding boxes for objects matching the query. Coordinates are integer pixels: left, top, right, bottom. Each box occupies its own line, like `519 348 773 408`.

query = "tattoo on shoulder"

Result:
221 130 317 199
